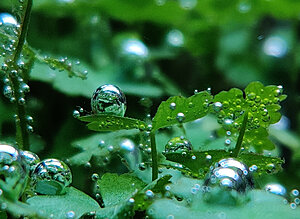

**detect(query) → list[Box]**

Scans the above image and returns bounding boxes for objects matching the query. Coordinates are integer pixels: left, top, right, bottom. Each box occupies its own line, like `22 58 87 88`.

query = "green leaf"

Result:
27 187 100 219
152 91 213 131
79 115 147 132
165 150 283 178
98 173 146 207
148 189 300 219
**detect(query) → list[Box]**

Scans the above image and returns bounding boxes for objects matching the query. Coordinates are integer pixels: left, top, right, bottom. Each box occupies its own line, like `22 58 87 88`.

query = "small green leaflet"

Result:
165 150 283 178
152 91 213 131
79 114 147 132
98 173 146 207
27 187 100 218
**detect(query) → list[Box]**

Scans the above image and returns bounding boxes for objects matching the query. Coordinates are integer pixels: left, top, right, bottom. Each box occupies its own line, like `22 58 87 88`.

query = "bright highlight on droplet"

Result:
166 29 184 47
122 39 149 59
0 13 18 26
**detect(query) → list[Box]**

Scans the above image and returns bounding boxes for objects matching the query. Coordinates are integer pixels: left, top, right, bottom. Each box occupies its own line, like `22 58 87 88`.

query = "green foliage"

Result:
26 187 100 218
79 115 147 132
165 151 283 178
152 91 213 131
98 173 146 207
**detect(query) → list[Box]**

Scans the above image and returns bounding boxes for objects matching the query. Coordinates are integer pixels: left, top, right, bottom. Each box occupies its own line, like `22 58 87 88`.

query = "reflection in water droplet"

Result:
31 159 72 195
165 136 192 153
20 150 40 174
263 36 287 58
91 84 127 117
169 102 176 110
166 29 184 47
66 210 76 218
176 112 185 123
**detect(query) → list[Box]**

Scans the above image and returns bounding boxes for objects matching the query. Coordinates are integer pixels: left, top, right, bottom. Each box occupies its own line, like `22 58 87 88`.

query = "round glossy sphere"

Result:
20 150 40 174
0 13 18 26
31 159 72 195
204 158 254 193
164 136 192 153
91 84 126 116
0 144 28 200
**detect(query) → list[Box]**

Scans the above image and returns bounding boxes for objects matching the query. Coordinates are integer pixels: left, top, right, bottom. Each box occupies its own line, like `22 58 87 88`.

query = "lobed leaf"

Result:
27 187 100 219
152 91 213 131
79 114 147 132
98 173 146 207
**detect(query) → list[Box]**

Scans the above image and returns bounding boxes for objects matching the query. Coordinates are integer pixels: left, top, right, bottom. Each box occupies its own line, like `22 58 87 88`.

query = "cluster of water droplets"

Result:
265 183 300 209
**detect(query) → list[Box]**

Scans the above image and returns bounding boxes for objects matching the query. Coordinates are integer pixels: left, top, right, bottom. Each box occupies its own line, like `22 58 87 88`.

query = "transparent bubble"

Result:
291 189 299 197
0 144 28 200
265 183 286 196
31 158 72 195
91 84 127 117
166 29 184 47
120 139 135 152
0 13 18 26
165 136 192 153
20 150 40 174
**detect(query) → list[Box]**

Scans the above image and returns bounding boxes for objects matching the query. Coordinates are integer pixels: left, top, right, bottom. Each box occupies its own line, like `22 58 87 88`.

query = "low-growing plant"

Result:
0 1 300 219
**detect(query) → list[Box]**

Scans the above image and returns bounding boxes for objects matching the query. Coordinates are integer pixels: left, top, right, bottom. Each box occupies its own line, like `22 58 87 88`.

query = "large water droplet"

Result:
120 139 135 152
263 36 287 58
176 112 185 123
164 136 192 153
31 158 72 195
0 144 28 200
20 150 40 174
91 84 127 117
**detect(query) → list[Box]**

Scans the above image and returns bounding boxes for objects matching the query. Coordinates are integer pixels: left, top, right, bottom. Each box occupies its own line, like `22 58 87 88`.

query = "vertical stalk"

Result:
8 0 33 150
232 110 248 157
150 131 158 181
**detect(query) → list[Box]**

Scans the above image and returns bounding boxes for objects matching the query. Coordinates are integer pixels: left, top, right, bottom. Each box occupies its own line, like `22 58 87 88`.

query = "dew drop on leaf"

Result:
120 139 135 152
31 158 72 195
164 136 192 153
91 84 127 117
176 112 185 123
0 144 28 200
91 173 99 182
0 13 18 26
20 150 40 174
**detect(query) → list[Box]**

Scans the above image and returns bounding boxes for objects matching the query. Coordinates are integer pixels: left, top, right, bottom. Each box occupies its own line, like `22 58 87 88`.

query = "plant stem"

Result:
232 110 248 157
9 0 33 150
150 131 158 181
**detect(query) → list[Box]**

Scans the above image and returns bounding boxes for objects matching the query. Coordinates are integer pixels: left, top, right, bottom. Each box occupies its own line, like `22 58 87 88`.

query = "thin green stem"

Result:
9 0 33 150
232 110 248 157
150 131 158 181
178 124 187 136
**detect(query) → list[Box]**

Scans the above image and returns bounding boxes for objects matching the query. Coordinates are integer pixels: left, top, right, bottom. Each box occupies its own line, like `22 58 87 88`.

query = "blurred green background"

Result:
0 0 300 197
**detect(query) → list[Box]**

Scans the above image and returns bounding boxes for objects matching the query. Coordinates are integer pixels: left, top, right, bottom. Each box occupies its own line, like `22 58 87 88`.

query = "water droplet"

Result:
238 1 251 13
31 159 72 195
176 112 185 123
290 202 297 209
91 173 99 182
121 39 149 61
0 13 18 26
145 190 154 198
120 139 135 152
206 154 212 161
26 125 33 133
66 211 76 218
18 97 25 105
224 139 231 146
179 0 198 10
21 83 30 93
91 84 126 117
169 102 176 110
165 136 192 153
3 86 13 98
0 144 28 200
291 189 299 197
128 198 135 203
166 29 184 47
20 150 40 174
72 110 80 118
213 102 223 112
265 183 286 196
192 155 196 160
263 36 287 58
